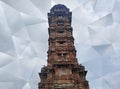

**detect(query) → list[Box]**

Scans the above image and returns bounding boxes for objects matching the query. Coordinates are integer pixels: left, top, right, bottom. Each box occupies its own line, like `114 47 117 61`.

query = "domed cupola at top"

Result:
48 4 72 27
50 4 69 12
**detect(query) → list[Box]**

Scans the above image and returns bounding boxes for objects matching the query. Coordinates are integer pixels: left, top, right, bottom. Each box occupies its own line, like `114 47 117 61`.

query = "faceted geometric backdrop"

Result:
0 0 120 89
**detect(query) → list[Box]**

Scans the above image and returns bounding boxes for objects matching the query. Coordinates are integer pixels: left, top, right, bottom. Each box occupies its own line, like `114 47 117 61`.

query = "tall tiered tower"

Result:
38 4 89 89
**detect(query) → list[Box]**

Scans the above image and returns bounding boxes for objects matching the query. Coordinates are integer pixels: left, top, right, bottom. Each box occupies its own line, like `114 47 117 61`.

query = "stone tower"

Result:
38 4 89 89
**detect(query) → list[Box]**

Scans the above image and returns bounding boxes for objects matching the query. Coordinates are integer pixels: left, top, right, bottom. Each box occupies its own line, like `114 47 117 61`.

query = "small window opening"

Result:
57 53 67 57
58 41 65 45
57 53 62 57
58 15 63 19
57 30 64 33
63 53 67 56
57 21 64 26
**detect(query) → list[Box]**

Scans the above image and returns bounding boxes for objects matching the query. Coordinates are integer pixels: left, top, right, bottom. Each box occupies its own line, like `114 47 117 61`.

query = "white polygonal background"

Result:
0 0 120 89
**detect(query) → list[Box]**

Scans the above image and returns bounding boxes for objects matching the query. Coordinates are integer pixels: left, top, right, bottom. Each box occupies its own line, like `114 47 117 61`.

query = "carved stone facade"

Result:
38 4 89 89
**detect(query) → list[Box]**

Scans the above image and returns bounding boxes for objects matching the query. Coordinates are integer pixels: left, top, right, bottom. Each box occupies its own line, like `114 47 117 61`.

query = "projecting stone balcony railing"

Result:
56 46 67 50
55 34 66 37
55 46 75 51
54 75 73 80
49 34 70 38
55 35 72 38
55 17 67 21
53 60 75 66
49 47 75 51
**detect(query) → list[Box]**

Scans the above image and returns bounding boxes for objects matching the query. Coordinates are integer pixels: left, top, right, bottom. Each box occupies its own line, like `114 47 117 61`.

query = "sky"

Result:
0 0 120 89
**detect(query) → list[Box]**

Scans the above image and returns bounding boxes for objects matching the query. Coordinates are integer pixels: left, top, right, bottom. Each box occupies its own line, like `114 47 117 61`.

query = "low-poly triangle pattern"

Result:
0 0 120 89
